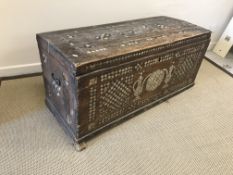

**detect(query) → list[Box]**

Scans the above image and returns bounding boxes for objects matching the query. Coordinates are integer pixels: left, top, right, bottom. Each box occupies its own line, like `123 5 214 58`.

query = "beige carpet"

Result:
1 60 233 175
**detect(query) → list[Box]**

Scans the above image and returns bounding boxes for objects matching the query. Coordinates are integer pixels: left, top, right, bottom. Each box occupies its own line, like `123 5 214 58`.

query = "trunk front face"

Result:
76 38 210 140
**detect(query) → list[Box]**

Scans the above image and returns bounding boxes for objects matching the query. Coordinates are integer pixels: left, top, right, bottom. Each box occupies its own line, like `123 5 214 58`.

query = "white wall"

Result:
0 0 233 76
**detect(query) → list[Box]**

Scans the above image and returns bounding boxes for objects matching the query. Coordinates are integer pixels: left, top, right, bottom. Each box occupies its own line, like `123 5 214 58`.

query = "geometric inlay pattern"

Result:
172 55 198 82
98 75 133 125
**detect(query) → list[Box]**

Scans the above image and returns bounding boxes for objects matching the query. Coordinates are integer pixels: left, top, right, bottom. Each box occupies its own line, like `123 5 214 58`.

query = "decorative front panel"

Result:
77 41 208 137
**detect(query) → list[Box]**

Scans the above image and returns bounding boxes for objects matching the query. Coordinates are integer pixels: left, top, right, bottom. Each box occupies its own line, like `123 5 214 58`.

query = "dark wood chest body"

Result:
37 16 211 151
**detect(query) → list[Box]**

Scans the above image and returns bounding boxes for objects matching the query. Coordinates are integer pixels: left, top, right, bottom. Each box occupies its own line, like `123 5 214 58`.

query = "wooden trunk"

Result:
36 16 211 151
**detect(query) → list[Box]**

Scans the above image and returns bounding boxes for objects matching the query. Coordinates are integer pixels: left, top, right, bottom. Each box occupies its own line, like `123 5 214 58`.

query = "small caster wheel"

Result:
74 142 87 152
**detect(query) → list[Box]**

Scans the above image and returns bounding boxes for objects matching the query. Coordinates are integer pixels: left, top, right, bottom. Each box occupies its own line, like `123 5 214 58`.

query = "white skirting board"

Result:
206 51 233 76
0 63 42 77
